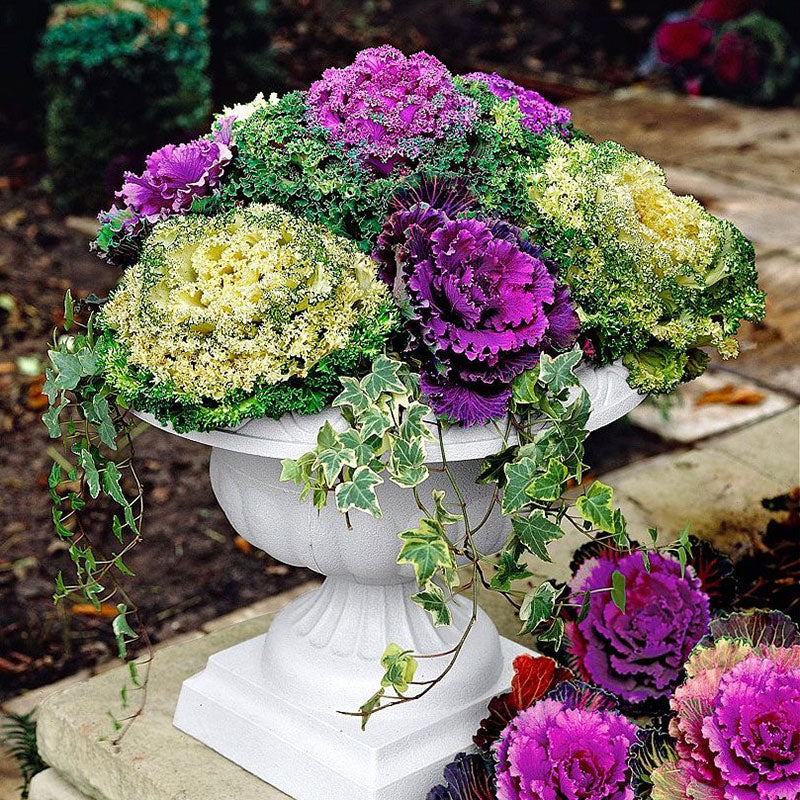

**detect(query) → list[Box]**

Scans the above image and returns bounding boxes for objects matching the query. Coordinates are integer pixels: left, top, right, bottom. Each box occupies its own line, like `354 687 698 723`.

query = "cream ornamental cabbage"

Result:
101 204 389 400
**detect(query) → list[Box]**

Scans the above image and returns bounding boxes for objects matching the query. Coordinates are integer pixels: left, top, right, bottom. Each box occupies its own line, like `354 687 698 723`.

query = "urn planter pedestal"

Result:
137 362 643 800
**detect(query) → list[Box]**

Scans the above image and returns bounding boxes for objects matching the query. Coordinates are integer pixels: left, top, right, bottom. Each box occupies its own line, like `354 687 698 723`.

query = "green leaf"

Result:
576 590 592 623
112 604 138 660
526 459 568 503
512 511 564 562
611 570 627 614
502 458 539 514
64 290 74 330
576 481 615 533
335 466 383 518
79 448 101 499
511 367 543 406
313 445 357 485
338 429 375 465
112 515 124 543
359 406 391 440
491 550 533 591
333 376 373 416
42 401 66 438
538 617 565 648
102 462 126 505
360 355 406 400
412 586 452 627
128 661 141 688
477 445 518 486
388 437 428 488
316 420 338 449
538 348 583 394
48 350 82 391
357 688 385 731
48 461 62 490
76 347 98 376
399 402 432 440
92 394 117 450
397 523 454 586
432 490 462 526
114 556 135 576
519 582 560 635
280 458 305 485
611 508 629 548
380 643 417 693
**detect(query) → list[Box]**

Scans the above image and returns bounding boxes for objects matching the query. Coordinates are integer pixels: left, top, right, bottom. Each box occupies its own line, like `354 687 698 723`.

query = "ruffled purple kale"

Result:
306 46 477 174
116 133 232 223
462 71 572 135
373 183 579 427
426 753 495 800
493 687 638 800
566 551 711 707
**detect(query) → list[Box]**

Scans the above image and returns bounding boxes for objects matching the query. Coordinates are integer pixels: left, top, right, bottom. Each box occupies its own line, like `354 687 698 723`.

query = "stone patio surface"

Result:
2 90 798 800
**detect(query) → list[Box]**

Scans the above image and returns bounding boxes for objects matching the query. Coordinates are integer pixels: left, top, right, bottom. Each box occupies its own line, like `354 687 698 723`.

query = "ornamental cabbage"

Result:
101 204 391 410
528 138 765 393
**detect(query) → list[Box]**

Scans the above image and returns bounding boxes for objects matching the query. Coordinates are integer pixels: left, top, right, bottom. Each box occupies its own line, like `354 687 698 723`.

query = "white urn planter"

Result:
136 362 644 800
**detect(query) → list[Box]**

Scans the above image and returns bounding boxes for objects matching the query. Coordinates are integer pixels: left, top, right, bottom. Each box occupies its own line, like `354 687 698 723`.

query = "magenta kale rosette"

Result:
493 683 639 800
373 184 579 426
306 45 477 174
462 71 572 135
117 133 232 222
566 550 711 707
653 611 800 800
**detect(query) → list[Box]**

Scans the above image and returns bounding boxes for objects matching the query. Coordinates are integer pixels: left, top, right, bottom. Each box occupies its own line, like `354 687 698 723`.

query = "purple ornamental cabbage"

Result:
373 184 579 426
462 71 572 135
566 551 711 707
117 132 232 223
493 687 639 800
306 46 477 174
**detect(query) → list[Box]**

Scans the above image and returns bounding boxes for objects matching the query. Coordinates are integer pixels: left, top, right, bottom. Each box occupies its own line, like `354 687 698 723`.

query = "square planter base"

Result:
174 633 528 800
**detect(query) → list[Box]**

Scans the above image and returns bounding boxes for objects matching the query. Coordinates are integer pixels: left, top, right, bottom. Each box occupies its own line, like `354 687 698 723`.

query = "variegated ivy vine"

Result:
281 347 693 728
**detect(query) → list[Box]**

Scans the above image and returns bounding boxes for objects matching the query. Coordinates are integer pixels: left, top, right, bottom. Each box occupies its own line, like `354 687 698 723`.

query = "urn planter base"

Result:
174 629 527 800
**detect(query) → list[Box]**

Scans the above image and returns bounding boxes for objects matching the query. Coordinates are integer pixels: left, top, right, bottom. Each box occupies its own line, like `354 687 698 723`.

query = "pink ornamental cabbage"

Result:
656 611 800 800
493 691 638 800
566 551 711 707
462 71 572 135
117 134 232 222
306 46 477 174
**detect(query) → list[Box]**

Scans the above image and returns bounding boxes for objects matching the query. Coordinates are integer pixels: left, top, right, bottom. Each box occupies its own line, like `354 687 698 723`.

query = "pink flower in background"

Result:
306 46 477 174
696 0 757 22
713 31 762 88
655 19 714 65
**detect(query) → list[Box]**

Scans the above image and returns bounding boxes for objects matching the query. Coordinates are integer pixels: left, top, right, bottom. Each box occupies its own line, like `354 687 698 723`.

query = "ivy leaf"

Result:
380 644 417 693
538 618 565 648
361 355 407 400
512 511 564 562
359 406 391 440
358 688 385 731
92 394 117 450
477 445 518 486
576 481 615 533
102 461 126 505
48 350 82 391
511 367 543 406
76 347 98 376
43 400 67 438
338 429 375 465
333 376 373 416
64 289 74 330
112 604 138 660
538 348 583 394
397 522 453 585
491 550 533 591
335 466 383 518
316 420 338 449
399 402 432 440
388 437 428 488
611 508 629 548
611 570 627 614
79 448 101 499
519 582 560 635
502 458 539 514
526 459 568 503
313 445 357 485
412 586 452 627
432 490 463 526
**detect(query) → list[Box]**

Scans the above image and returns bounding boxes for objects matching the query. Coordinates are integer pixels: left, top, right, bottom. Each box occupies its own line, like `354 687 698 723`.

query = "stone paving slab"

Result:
628 370 795 443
